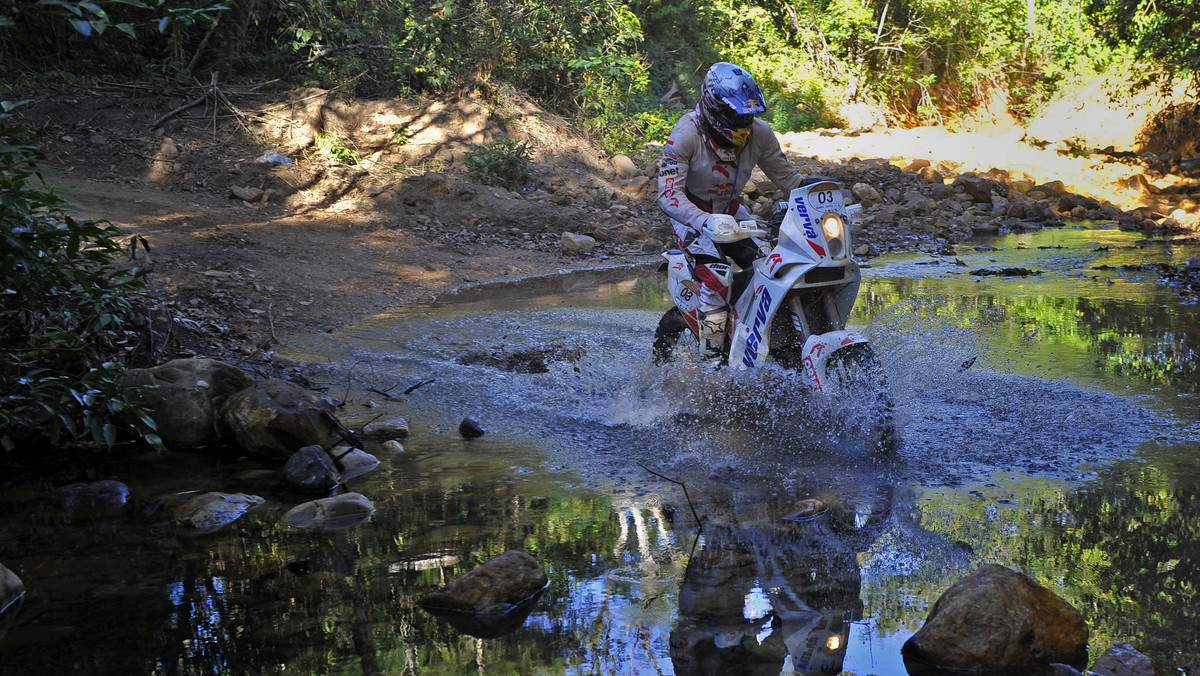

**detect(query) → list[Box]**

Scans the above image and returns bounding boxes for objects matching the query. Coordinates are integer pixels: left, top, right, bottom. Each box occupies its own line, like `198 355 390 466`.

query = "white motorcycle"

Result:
652 178 896 449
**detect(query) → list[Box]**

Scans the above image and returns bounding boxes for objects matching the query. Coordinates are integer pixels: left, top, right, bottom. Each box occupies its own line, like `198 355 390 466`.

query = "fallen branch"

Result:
403 379 435 395
637 462 703 531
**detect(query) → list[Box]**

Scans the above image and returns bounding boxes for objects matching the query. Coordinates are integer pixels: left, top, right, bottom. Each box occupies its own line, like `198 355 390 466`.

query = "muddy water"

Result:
1 225 1199 675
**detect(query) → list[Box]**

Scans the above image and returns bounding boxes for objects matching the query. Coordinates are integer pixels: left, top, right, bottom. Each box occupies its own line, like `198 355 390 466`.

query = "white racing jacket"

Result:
657 109 805 257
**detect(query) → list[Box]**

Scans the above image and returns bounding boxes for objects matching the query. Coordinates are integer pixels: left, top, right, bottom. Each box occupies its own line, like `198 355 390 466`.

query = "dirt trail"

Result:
20 83 1198 370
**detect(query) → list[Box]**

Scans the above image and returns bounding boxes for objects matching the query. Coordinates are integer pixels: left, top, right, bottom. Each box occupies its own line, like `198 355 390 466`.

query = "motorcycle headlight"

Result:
820 212 844 240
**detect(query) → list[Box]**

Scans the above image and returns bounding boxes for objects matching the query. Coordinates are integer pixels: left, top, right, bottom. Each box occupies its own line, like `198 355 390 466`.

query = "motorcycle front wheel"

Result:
824 343 899 453
651 307 693 364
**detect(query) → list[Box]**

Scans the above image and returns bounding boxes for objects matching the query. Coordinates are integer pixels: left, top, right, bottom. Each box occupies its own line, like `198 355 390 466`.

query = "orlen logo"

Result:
741 285 773 368
766 252 783 273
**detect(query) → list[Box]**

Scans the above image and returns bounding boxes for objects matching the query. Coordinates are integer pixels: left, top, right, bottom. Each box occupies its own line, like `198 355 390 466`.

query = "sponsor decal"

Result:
793 196 827 258
712 163 732 179
664 140 677 160
767 252 783 273
803 355 823 392
681 279 700 295
740 285 773 368
659 166 678 177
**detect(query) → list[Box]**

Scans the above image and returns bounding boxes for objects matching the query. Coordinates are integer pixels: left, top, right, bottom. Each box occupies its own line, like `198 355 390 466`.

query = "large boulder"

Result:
124 359 253 450
53 479 130 515
417 550 549 638
902 564 1089 674
282 492 374 529
175 492 265 533
220 380 342 458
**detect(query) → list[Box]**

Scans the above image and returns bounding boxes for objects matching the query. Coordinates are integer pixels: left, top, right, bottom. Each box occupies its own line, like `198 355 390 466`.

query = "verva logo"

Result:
766 252 783 273
741 285 773 368
793 197 827 257
803 355 823 392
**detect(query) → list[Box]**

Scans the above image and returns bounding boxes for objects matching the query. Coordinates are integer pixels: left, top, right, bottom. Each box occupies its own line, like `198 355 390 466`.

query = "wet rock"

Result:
220 380 342 458
175 492 265 532
457 343 583 374
960 177 996 203
283 492 374 529
459 417 485 439
361 414 409 439
417 551 548 638
53 480 130 515
561 231 597 253
901 564 1088 674
1090 642 1159 676
0 562 24 642
331 446 379 480
123 358 253 450
283 445 340 493
381 439 405 453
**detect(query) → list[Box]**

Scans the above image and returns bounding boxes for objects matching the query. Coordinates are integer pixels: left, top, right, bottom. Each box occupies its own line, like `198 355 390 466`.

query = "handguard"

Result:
702 214 769 243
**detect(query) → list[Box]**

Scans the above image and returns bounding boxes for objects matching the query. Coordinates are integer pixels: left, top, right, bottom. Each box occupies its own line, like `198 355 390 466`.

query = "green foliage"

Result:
313 131 360 165
464 139 532 190
0 104 159 451
1086 0 1200 85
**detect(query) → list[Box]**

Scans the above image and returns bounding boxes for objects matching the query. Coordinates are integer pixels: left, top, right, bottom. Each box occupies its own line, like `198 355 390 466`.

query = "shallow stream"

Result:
2 223 1199 675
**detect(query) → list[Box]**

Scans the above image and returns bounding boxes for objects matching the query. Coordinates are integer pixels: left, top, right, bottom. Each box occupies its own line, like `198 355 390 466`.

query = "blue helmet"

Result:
700 62 767 147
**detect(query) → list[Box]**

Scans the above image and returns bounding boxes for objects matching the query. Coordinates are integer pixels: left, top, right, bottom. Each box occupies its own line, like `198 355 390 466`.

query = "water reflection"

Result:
660 473 894 676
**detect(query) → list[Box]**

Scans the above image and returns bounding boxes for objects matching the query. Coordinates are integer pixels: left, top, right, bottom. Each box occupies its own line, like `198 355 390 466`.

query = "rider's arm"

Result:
657 117 710 233
752 120 805 195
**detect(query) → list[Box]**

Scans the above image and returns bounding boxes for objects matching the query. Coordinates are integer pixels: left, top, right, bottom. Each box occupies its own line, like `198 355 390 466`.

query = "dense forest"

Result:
2 0 1198 150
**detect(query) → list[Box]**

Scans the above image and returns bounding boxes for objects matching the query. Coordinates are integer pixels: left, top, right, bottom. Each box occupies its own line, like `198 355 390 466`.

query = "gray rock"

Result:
381 439 405 453
283 445 340 493
901 564 1088 673
123 358 253 450
418 550 549 628
561 231 597 253
1090 642 1159 676
610 153 639 178
460 417 485 439
361 414 409 439
54 479 130 512
175 492 265 532
283 492 374 529
332 447 380 480
220 380 342 458
852 182 882 204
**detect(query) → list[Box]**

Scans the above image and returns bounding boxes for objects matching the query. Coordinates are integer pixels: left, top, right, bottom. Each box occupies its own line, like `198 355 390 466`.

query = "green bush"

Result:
464 139 532 190
0 104 160 451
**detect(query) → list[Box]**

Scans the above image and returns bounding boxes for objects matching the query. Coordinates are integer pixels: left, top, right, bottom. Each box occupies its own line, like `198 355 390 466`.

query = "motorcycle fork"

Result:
787 289 844 341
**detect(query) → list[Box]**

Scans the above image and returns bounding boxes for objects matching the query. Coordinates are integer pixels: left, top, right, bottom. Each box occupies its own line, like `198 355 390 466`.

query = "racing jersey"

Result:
657 109 805 234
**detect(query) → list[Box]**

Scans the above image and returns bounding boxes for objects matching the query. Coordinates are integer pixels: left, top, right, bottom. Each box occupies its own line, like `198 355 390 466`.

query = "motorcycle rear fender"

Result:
663 250 702 315
800 330 870 392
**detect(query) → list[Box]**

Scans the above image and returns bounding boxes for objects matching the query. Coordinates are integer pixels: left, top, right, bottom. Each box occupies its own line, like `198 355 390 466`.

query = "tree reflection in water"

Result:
671 484 892 675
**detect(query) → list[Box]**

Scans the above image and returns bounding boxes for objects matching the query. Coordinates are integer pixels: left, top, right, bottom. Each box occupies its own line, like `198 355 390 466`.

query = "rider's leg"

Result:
692 256 733 355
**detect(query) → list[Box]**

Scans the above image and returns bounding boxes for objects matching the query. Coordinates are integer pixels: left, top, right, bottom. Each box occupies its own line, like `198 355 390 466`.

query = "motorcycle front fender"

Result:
799 331 870 392
727 269 804 371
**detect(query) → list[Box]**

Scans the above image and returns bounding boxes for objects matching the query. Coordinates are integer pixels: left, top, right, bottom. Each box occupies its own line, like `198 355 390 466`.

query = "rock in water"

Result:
0 562 24 642
902 564 1088 673
283 445 340 493
282 492 374 530
220 380 343 458
123 358 253 450
417 551 549 638
175 492 265 533
459 417 485 439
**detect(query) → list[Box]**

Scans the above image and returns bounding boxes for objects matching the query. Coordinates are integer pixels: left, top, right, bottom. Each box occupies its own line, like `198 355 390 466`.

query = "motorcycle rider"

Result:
657 62 807 356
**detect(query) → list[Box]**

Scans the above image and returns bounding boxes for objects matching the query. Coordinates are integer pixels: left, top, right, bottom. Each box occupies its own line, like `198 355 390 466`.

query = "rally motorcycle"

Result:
653 178 896 449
